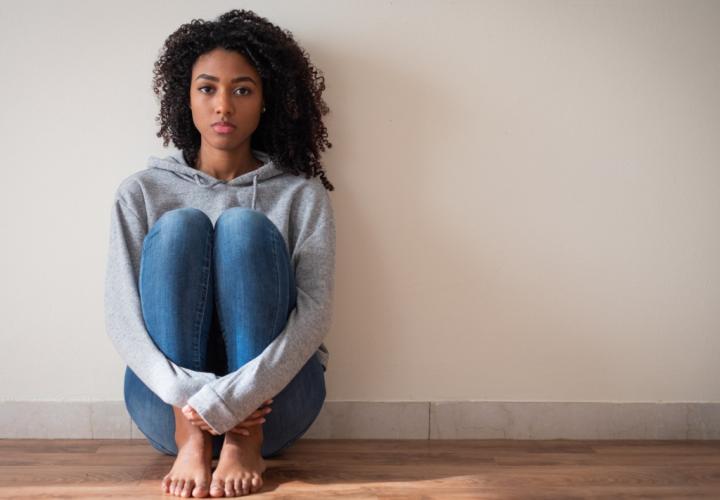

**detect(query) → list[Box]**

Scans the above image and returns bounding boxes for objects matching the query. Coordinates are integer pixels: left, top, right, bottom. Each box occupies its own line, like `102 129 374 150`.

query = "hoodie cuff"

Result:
187 385 237 435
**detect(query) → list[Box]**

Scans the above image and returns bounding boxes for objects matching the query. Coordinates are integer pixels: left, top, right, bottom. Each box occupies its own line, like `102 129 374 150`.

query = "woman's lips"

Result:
212 123 236 134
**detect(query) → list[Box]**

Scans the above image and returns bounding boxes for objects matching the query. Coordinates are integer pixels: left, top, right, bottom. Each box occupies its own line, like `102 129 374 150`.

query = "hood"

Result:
147 149 285 210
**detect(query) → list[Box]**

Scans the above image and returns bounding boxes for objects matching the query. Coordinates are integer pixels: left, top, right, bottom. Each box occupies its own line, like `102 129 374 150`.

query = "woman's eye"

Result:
197 86 250 96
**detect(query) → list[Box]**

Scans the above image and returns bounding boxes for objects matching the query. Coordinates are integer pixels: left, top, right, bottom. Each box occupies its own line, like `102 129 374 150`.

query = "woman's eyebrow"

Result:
194 73 257 84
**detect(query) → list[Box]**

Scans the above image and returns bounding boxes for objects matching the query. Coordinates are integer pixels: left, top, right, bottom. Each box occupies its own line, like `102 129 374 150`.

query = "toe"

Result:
161 476 171 494
181 479 193 497
210 479 225 497
235 477 247 496
170 479 179 496
250 475 263 493
225 479 236 497
193 479 210 497
241 477 251 495
176 479 186 496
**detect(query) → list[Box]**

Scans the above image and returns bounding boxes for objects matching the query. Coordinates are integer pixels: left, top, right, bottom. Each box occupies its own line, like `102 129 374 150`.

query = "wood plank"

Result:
0 439 718 498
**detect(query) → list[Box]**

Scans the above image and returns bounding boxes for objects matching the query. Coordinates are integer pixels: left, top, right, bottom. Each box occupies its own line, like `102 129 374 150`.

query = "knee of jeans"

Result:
215 208 280 250
216 206 272 233
152 207 212 237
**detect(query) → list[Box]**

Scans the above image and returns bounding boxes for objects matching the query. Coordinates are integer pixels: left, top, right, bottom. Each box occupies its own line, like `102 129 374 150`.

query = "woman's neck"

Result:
195 144 262 181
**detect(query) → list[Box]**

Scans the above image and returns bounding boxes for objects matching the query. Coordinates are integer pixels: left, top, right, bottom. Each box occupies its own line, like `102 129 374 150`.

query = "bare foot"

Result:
210 425 266 497
162 406 213 497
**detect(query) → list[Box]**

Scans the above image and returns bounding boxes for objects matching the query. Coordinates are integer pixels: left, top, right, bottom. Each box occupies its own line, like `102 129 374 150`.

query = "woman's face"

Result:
189 47 264 153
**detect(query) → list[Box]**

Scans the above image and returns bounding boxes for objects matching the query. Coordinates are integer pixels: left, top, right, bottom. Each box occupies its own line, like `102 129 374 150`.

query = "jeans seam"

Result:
270 225 283 343
213 230 226 343
192 226 213 370
138 233 154 293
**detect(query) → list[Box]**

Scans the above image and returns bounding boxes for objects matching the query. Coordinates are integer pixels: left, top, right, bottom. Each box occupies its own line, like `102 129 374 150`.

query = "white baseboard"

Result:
1 401 718 440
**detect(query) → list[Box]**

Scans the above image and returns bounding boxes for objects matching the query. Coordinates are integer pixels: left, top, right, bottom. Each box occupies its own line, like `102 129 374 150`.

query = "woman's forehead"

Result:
192 48 259 77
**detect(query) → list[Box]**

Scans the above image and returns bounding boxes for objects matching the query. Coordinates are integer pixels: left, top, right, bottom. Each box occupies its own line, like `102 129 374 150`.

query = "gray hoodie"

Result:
103 149 335 434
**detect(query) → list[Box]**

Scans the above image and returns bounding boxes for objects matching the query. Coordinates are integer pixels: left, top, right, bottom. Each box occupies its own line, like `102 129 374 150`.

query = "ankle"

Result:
224 426 263 448
172 406 210 448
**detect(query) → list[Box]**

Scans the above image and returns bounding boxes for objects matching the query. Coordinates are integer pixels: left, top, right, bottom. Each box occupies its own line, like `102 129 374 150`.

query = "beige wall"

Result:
0 0 718 405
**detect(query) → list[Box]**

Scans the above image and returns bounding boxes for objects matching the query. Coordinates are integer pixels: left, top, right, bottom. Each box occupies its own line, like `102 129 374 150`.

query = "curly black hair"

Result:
152 9 334 191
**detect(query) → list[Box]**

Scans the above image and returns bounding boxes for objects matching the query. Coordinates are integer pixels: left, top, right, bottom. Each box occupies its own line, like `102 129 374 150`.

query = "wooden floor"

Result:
0 439 719 498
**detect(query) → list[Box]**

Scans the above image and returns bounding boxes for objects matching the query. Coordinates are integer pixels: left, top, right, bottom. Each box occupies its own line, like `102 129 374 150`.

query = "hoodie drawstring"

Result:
188 171 260 209
251 174 258 210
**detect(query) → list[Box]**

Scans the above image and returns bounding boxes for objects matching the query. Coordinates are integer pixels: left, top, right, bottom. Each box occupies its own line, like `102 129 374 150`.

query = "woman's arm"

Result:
104 187 219 407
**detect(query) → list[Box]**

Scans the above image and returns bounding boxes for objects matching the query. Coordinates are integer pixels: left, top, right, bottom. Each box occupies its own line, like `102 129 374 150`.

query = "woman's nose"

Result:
214 90 234 116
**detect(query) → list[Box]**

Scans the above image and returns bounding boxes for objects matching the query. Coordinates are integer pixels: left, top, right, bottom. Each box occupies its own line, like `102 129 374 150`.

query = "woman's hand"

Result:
181 399 273 436
181 404 218 434
228 400 274 436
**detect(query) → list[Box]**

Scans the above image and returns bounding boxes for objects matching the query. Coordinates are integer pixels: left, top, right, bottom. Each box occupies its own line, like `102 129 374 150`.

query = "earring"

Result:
262 106 266 113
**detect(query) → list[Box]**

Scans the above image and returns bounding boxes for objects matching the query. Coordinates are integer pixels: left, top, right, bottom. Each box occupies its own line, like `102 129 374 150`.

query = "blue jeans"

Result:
123 207 326 459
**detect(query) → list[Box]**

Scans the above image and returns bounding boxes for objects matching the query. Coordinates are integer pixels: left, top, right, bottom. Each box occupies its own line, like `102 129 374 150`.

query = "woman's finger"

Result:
238 417 267 428
228 405 272 435
184 411 203 423
253 407 273 418
231 419 264 433
249 407 272 419
232 426 251 436
182 406 217 433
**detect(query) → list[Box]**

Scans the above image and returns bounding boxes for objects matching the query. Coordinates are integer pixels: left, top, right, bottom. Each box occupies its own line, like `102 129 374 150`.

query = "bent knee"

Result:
150 207 213 236
216 207 271 229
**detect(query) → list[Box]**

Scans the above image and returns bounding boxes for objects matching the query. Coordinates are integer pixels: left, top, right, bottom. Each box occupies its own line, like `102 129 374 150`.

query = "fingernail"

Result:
260 418 266 423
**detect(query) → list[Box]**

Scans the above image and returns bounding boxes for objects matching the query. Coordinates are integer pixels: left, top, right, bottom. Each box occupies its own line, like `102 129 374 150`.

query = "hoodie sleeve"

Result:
104 183 219 407
186 184 336 434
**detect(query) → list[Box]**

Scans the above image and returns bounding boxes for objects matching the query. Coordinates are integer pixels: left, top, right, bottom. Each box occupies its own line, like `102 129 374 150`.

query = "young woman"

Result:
103 9 336 498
